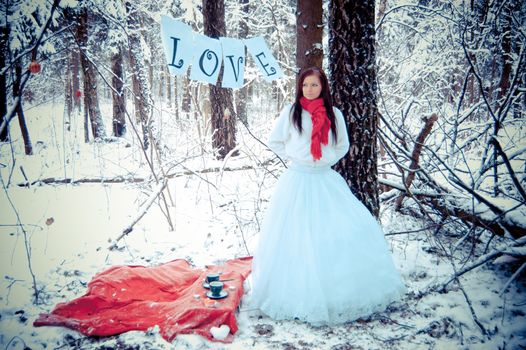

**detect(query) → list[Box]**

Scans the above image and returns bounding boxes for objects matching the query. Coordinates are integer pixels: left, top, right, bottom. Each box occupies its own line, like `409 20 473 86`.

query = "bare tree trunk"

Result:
76 6 106 140
394 113 438 210
329 0 380 217
159 67 164 104
182 72 191 113
14 64 32 155
111 45 126 137
491 0 516 197
174 76 180 120
72 50 81 112
83 93 89 142
376 0 388 23
296 0 323 71
203 0 237 159
125 1 152 149
64 54 73 131
0 26 9 142
63 7 76 126
236 0 249 125
166 67 172 108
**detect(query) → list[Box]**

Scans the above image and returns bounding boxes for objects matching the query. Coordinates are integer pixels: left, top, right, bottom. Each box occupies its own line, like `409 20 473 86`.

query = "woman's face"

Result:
302 74 323 100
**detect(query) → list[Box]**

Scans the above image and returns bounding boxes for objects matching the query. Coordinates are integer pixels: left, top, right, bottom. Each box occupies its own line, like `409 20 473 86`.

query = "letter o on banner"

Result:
190 33 222 85
199 50 220 77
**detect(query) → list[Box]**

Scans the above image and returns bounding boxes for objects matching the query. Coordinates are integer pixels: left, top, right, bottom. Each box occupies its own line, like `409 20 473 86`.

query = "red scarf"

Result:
300 96 331 161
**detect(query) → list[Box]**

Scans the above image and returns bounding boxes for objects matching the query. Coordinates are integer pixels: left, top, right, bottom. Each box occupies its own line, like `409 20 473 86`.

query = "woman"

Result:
251 67 406 325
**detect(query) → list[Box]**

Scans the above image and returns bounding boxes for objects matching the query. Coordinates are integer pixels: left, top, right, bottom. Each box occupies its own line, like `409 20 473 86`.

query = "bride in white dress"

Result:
251 67 406 325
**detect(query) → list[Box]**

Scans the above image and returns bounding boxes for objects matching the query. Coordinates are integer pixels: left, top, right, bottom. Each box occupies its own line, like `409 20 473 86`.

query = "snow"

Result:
1 100 525 349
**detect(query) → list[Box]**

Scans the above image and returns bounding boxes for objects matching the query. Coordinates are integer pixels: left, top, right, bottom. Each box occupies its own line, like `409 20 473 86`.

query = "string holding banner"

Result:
160 15 283 88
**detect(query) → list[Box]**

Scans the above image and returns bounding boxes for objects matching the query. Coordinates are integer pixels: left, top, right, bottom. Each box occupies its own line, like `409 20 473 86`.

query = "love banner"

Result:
160 15 284 88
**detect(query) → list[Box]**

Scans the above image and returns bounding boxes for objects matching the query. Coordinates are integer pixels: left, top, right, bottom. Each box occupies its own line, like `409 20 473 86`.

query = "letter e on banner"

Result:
160 16 193 76
219 37 245 89
244 37 284 82
190 33 222 85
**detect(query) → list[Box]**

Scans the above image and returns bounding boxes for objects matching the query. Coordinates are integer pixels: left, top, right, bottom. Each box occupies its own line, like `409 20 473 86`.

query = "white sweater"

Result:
268 103 350 167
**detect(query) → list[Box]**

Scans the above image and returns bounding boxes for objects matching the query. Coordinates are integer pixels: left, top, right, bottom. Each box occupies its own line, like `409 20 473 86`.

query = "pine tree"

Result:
203 0 237 159
0 26 8 142
76 5 106 140
111 45 126 137
125 0 152 149
329 0 380 217
296 0 323 71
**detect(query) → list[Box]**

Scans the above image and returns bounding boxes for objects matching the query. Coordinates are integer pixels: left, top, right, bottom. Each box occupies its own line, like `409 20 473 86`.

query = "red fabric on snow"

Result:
34 257 252 343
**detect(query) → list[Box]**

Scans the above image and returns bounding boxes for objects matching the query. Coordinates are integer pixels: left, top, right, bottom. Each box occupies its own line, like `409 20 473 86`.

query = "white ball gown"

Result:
251 104 406 325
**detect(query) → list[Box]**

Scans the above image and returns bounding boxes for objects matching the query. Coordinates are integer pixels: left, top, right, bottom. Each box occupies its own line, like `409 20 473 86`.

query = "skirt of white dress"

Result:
251 163 406 325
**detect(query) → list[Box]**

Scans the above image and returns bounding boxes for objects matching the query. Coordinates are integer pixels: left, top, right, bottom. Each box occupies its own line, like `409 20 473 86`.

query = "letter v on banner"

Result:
244 37 284 82
160 16 193 76
219 37 245 89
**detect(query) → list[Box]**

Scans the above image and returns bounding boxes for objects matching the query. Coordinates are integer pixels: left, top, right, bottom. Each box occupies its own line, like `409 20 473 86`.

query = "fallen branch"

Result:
490 136 526 203
443 239 489 338
20 164 260 187
109 178 168 250
455 277 488 337
395 113 438 210
423 194 525 239
410 236 526 300
23 175 146 186
500 262 526 296
442 236 526 289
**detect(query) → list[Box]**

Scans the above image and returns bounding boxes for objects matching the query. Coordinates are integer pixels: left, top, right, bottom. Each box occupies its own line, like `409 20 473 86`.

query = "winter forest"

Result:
1 0 525 349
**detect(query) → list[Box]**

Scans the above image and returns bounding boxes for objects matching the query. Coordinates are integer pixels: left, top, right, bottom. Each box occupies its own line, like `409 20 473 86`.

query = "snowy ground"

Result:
1 102 525 349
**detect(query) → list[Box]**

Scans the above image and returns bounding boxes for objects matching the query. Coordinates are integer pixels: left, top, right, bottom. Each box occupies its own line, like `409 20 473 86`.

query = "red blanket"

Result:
34 257 252 343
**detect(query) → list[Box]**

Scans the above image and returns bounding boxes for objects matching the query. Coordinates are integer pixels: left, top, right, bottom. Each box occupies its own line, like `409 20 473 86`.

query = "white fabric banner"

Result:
160 17 283 87
244 36 284 82
160 15 193 76
219 37 245 89
189 33 222 85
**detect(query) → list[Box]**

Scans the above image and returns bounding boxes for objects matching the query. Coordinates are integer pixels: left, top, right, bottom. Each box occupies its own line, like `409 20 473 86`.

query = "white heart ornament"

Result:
210 324 230 340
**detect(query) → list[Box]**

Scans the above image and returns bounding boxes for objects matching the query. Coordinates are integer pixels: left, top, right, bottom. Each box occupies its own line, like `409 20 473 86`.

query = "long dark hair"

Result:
291 67 337 140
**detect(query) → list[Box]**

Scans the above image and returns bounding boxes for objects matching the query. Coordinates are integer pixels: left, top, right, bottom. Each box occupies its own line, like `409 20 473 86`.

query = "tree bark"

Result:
174 75 180 120
203 0 237 159
125 1 152 149
63 6 78 124
182 72 192 114
111 45 126 137
296 0 323 71
14 64 32 155
236 0 250 125
76 6 106 140
72 50 81 111
0 26 9 142
329 0 380 217
64 54 73 131
394 113 438 210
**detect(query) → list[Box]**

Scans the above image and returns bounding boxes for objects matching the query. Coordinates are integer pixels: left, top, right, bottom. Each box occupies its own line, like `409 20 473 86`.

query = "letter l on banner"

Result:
160 16 193 76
